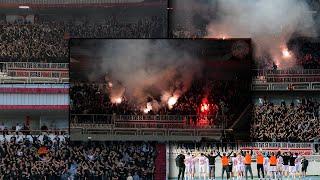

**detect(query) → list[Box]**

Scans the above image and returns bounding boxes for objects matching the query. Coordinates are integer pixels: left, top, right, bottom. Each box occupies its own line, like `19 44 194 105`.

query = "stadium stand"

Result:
251 97 320 142
0 137 159 180
69 79 250 141
0 1 166 83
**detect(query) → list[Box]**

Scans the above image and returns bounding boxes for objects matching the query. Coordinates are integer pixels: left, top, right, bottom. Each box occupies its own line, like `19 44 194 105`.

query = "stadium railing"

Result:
0 129 69 135
252 69 320 91
0 0 164 8
0 0 143 4
70 127 228 141
70 114 228 141
254 69 320 76
70 114 223 129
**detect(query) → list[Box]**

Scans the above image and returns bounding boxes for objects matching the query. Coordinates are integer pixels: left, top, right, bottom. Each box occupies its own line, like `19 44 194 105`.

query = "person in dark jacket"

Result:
301 156 308 178
176 153 186 180
205 151 219 180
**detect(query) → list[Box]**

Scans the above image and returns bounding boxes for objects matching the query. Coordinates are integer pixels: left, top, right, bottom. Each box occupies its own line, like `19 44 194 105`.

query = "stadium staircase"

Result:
155 143 166 180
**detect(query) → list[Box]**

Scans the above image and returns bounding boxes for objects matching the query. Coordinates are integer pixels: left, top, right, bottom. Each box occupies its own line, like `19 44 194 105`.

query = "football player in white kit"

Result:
191 154 198 179
198 153 209 180
294 153 302 178
289 152 297 179
276 152 284 179
185 152 193 180
235 152 244 180
263 153 269 178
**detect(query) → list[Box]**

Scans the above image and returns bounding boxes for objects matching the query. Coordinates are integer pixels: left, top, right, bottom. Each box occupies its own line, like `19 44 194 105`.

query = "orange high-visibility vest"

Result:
222 156 229 166
256 154 264 165
245 154 252 164
270 156 277 166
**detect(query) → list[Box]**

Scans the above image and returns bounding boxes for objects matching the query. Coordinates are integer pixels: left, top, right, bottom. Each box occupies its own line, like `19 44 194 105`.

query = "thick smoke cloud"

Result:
99 40 202 110
207 0 317 68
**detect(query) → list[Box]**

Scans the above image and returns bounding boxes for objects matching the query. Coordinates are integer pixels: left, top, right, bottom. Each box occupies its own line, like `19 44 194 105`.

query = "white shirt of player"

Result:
277 156 283 166
232 156 238 167
185 155 193 167
264 157 269 167
191 156 198 167
199 156 208 166
237 155 244 166
295 155 302 165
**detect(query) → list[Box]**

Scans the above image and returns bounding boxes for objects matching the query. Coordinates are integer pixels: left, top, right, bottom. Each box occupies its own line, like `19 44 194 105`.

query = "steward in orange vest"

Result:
256 151 265 179
218 151 233 180
241 149 253 180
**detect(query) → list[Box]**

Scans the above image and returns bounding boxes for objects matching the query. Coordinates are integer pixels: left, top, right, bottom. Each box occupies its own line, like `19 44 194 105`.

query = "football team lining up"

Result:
175 149 309 180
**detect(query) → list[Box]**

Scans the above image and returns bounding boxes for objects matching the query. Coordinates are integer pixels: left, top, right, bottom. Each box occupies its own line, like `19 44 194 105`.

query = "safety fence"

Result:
70 114 223 129
253 69 320 83
0 0 143 4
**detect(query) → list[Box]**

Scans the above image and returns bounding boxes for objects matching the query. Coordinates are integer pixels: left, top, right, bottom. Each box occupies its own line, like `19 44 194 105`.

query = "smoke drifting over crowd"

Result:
209 0 317 68
175 0 318 68
99 40 202 112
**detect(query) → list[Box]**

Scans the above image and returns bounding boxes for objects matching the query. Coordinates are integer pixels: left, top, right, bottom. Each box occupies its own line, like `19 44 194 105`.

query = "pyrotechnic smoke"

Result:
98 40 202 111
206 0 317 69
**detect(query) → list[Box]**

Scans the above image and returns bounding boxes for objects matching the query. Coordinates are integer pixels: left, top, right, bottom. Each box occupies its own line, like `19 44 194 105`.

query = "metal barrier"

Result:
252 82 320 91
70 114 222 128
70 127 228 141
254 69 320 76
0 129 69 135
0 77 69 84
0 0 143 4
0 83 69 88
253 69 320 83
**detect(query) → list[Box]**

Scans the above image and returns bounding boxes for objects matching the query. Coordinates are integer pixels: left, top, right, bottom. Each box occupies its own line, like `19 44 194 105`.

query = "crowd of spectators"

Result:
0 136 156 180
251 98 320 142
0 13 165 63
70 79 250 127
294 40 320 69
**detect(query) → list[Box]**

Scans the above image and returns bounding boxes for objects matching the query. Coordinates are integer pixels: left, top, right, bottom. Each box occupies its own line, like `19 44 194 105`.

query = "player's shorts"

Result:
295 164 301 172
289 166 296 174
283 165 289 172
269 165 277 172
302 166 307 172
264 165 269 172
232 165 237 173
277 164 283 172
199 164 207 173
228 165 233 173
191 165 195 174
186 165 193 173
236 165 244 172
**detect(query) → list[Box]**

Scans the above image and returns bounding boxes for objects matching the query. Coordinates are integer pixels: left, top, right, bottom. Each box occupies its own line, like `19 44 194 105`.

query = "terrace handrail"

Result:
253 69 320 76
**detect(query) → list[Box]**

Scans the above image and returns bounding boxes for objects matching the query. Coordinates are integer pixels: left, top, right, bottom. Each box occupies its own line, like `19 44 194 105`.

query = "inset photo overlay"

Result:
70 39 252 141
